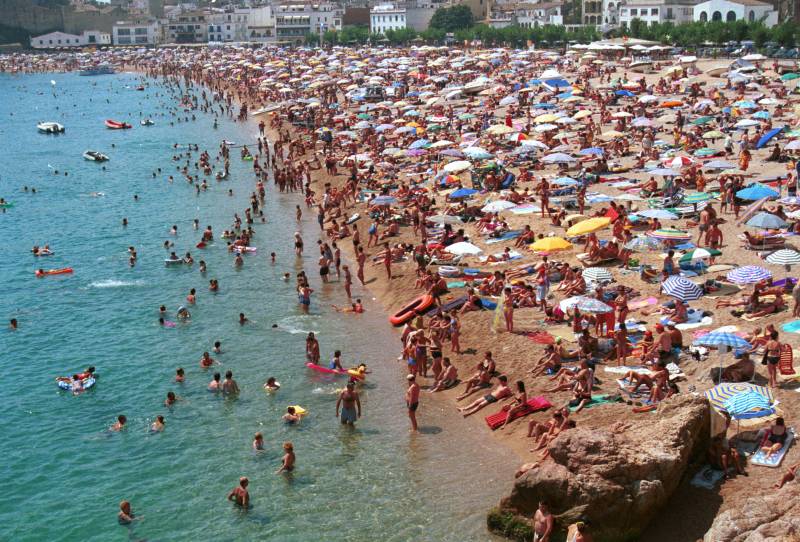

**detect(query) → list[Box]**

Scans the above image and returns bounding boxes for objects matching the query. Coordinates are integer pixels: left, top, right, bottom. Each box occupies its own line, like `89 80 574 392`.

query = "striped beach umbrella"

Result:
694 332 752 350
683 192 713 205
647 228 692 241
679 248 721 262
559 296 613 313
661 276 703 301
723 391 775 420
726 265 771 284
625 235 663 252
582 267 613 283
637 209 679 220
704 382 773 418
766 249 800 269
746 212 788 229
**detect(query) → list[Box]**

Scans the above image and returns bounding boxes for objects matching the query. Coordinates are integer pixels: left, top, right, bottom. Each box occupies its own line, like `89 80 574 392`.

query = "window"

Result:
749 10 755 21
651 8 658 15
630 8 637 15
712 10 722 20
726 10 736 20
667 7 673 18
88 35 96 43
699 10 707 21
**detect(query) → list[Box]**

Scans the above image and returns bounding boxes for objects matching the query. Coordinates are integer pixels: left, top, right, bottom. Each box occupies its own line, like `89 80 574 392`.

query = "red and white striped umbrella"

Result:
664 155 695 168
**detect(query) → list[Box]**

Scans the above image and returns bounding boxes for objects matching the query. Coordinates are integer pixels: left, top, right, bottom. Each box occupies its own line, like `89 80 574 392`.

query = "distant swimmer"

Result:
276 442 295 474
150 415 165 432
331 300 364 314
164 391 179 407
200 351 216 368
263 377 280 391
283 406 300 424
253 432 264 451
177 306 191 320
118 500 136 525
175 368 185 383
222 370 240 395
9 318 17 330
239 313 249 325
109 415 127 432
208 372 221 392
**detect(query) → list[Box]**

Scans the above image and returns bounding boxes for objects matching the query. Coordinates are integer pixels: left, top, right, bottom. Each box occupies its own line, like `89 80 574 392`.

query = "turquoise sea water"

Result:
0 72 514 541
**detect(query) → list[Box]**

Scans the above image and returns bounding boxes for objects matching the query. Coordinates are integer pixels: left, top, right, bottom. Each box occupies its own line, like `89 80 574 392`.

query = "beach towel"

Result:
629 296 658 310
604 365 652 375
660 309 711 329
484 396 553 430
704 283 742 299
509 204 541 215
781 320 800 334
479 251 523 263
617 379 650 399
526 331 555 345
779 343 797 377
485 230 523 244
751 429 795 467
447 281 467 289
569 394 618 412
690 465 726 490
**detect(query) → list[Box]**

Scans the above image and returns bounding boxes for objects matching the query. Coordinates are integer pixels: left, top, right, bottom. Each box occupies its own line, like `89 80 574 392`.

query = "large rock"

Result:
496 395 710 542
703 485 800 542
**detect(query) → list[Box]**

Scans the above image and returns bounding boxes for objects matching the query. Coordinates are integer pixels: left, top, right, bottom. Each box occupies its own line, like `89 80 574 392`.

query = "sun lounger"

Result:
484 395 552 430
751 429 795 467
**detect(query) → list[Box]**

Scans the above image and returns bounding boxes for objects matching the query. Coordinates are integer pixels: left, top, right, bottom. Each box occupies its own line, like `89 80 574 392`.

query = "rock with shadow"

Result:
493 394 710 542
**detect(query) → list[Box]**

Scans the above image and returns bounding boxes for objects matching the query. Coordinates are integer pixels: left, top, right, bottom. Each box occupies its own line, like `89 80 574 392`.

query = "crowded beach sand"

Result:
5 44 800 540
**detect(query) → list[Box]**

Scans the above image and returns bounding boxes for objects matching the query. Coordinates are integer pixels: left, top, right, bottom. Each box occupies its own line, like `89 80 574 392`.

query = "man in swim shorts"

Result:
406 374 420 431
336 381 361 425
532 500 554 542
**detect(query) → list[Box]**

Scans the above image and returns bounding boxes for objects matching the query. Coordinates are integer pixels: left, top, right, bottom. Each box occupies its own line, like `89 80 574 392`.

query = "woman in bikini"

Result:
765 331 782 388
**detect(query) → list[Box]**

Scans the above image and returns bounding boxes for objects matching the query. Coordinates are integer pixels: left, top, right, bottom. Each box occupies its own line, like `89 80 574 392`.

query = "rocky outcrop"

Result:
495 395 710 542
703 486 800 542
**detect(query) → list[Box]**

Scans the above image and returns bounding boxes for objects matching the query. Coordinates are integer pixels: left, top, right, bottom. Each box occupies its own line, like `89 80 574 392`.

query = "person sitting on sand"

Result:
708 433 745 479
748 294 785 318
719 353 755 383
530 345 562 378
499 381 529 430
429 358 458 392
458 375 511 417
760 417 789 460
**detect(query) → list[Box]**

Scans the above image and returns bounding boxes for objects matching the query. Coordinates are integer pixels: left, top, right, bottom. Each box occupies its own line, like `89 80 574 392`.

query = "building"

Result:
405 2 442 31
207 8 250 42
273 3 342 43
582 0 603 25
165 9 208 43
370 4 407 33
31 30 111 48
693 0 778 24
246 6 275 41
450 0 488 21
515 1 564 26
112 18 160 44
771 0 800 22
619 0 698 26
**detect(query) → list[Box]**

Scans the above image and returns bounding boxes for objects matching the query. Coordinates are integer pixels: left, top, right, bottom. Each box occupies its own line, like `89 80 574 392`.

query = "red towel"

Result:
526 331 554 345
779 343 795 376
484 396 553 430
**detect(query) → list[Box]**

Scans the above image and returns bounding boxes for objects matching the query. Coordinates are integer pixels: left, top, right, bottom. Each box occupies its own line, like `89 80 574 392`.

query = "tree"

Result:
629 18 647 39
419 27 446 43
304 32 319 46
429 5 474 32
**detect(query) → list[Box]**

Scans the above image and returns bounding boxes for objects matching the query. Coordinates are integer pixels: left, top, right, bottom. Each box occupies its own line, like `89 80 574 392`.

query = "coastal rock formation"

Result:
496 395 710 542
702 485 800 542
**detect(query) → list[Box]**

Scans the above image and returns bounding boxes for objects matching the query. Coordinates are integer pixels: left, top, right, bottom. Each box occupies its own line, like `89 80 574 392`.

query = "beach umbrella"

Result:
445 241 483 256
665 156 695 168
572 110 593 120
375 123 396 132
612 111 634 118
428 214 463 225
371 195 398 206
661 276 703 301
566 217 611 236
781 73 800 81
443 161 472 173
632 117 654 128
530 237 572 252
458 113 476 120
733 100 757 109
535 123 559 133
766 249 800 270
638 95 659 104
534 113 560 123
679 248 720 262
601 130 625 139
737 183 779 200
704 160 735 170
542 153 577 164
756 127 784 149
785 140 800 151
409 139 431 149
723 391 776 421
487 124 514 135
691 116 714 125
463 147 493 160
429 140 454 149
695 333 753 350
559 295 613 313
582 267 613 282
615 89 636 97
520 140 549 149
649 168 679 177
694 148 719 157
499 96 518 106
636 209 679 220
439 149 465 158
735 118 760 129
702 130 725 139
683 192 713 205
726 265 772 284
704 382 776 423
752 111 771 120
647 228 692 241
578 147 604 156
481 200 516 213
625 235 663 252
746 212 788 229
449 188 478 199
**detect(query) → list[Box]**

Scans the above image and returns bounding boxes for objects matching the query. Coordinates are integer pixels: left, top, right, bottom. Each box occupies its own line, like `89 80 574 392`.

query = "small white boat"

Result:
83 150 109 162
141 119 155 126
463 77 492 95
705 66 728 77
37 122 64 134
630 60 654 74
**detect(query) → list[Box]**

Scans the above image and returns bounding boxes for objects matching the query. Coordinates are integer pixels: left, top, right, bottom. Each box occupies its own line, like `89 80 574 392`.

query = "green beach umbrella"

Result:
694 147 718 157
680 248 721 262
356 113 372 120
691 116 714 125
427 124 443 132
459 113 476 120
781 73 800 81
683 192 713 204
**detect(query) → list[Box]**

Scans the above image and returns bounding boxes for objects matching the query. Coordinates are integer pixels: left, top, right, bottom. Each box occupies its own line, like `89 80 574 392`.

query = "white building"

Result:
370 4 407 34
693 0 777 25
207 8 250 42
164 9 208 43
515 2 564 26
246 6 275 42
112 19 161 45
619 0 698 26
31 30 110 49
274 3 342 43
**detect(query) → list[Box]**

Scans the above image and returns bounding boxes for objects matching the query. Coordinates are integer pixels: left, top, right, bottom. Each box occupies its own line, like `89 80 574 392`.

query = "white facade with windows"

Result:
207 9 250 42
31 30 110 49
274 3 342 43
112 19 161 45
693 0 777 25
619 0 697 25
247 6 275 42
370 4 407 34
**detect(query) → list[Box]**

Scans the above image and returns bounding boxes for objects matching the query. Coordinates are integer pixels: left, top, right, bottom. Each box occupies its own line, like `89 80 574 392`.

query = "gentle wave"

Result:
88 279 146 288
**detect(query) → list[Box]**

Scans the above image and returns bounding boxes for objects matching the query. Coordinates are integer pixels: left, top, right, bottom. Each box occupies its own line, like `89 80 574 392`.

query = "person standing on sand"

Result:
356 247 366 285
336 381 361 425
503 287 514 333
533 501 554 542
381 242 392 279
406 374 419 431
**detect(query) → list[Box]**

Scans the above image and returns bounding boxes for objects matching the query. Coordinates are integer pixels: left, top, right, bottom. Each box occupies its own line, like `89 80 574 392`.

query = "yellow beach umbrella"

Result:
566 217 611 236
573 110 593 120
487 124 515 135
534 113 559 124
601 130 626 139
530 237 573 252
703 130 725 139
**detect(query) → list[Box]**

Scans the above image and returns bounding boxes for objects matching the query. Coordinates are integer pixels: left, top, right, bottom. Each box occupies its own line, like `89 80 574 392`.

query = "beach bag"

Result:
761 350 769 366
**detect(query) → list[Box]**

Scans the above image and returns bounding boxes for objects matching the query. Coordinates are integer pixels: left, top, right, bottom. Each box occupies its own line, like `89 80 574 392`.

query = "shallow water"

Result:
0 72 515 541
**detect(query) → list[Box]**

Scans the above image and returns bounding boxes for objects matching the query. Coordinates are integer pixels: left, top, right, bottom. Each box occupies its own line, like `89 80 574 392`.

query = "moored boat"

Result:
37 121 65 134
83 150 109 162
79 65 115 76
105 119 132 130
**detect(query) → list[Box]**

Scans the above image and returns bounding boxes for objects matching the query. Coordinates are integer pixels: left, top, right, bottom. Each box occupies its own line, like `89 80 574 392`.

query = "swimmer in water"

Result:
118 500 136 524
164 391 178 407
200 351 216 368
227 477 249 507
213 340 222 354
109 415 127 432
9 318 17 330
187 288 196 304
253 432 264 450
271 252 276 264
282 273 290 281
175 367 185 383
199 261 207 274
283 406 300 424
263 377 280 391
150 415 165 432
239 313 248 325
330 350 344 371
234 254 244 267
222 370 240 395
208 372 221 392
177 306 191 320
122 218 128 227
276 442 295 474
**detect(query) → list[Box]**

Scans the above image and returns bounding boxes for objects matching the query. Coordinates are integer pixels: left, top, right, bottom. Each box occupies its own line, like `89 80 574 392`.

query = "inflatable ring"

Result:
389 294 435 326
437 265 460 278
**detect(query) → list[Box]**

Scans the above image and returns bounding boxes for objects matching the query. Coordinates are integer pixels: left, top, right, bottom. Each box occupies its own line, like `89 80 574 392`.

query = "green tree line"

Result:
616 19 798 48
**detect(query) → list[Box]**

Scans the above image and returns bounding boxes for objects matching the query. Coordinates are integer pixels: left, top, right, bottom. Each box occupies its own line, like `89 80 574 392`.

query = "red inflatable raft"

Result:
388 294 435 326
105 119 132 129
35 268 73 277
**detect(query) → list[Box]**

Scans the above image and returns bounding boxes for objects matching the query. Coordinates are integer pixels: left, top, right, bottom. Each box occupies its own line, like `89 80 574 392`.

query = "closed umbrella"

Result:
530 237 572 252
566 217 611 236
582 267 613 282
746 212 788 229
661 276 703 301
445 242 483 256
726 265 771 284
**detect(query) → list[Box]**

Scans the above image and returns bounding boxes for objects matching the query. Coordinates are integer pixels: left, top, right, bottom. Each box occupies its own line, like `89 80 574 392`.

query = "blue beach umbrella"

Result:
409 139 430 150
450 188 478 199
746 212 788 229
624 235 664 252
375 123 396 132
636 209 679 220
615 89 636 97
737 183 779 200
723 391 775 420
371 196 398 206
552 176 579 186
704 382 773 421
463 147 493 160
756 126 783 149
661 276 703 301
694 332 752 350
649 168 679 177
578 147 604 156
726 265 771 284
